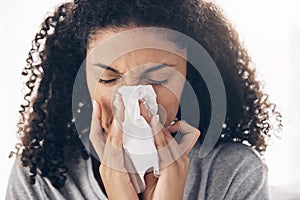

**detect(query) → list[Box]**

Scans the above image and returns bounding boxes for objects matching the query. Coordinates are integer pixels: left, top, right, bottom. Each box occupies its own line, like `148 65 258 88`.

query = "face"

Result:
86 27 187 136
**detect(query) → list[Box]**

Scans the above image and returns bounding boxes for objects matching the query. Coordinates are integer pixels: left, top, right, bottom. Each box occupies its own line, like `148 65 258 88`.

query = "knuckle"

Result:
155 136 167 149
177 155 190 171
89 133 97 143
99 165 108 178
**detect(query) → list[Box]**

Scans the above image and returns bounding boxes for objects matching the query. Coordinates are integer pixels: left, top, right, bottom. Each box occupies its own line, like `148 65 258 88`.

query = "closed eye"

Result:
96 63 175 85
98 77 121 84
143 78 168 85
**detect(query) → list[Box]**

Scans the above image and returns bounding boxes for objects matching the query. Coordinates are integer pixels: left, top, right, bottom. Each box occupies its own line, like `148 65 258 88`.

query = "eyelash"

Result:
98 78 168 85
98 78 119 84
144 78 168 85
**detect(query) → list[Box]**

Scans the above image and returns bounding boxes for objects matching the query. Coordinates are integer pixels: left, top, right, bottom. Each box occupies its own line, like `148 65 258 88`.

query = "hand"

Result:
139 101 201 200
89 96 200 200
89 95 139 200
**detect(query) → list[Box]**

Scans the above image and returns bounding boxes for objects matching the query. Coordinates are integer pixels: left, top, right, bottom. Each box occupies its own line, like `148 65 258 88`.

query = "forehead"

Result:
88 27 180 50
86 27 187 66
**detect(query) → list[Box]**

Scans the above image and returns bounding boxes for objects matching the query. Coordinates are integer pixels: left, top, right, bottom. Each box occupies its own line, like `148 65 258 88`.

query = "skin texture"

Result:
15 0 282 190
86 28 187 134
87 28 200 199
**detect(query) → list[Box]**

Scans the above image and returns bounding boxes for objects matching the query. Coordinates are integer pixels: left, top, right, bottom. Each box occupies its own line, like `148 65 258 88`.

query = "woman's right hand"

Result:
89 96 139 200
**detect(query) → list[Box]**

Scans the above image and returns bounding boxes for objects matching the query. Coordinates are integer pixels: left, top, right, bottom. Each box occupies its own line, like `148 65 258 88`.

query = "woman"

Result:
6 0 281 199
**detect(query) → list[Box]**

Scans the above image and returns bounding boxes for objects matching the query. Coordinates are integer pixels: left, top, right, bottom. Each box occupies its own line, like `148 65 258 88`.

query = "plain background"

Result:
1 0 299 199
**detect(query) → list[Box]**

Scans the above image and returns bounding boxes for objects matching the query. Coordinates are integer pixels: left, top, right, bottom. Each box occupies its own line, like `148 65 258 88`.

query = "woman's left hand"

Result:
139 101 201 200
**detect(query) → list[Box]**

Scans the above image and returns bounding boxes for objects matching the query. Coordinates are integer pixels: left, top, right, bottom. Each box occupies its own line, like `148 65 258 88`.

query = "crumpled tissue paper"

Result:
115 85 159 193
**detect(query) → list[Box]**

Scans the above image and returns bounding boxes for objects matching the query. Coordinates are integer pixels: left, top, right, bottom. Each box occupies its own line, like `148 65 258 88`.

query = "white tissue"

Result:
116 85 159 192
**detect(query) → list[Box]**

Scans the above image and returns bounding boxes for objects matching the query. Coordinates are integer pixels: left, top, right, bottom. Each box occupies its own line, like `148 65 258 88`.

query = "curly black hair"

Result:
12 0 282 189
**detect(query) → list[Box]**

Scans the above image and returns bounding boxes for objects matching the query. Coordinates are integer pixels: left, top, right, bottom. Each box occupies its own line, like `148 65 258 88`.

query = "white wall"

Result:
0 0 68 198
215 1 300 198
1 0 299 199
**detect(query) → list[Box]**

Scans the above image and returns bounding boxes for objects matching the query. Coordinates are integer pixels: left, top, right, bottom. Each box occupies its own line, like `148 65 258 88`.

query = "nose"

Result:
121 70 146 86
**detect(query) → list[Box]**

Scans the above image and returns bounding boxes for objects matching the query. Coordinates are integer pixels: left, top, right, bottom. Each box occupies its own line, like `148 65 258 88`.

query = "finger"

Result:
163 130 184 162
150 115 168 149
139 99 152 124
108 93 125 149
102 94 126 171
89 100 106 160
114 93 124 125
149 115 174 171
167 120 201 155
123 152 146 193
102 139 126 171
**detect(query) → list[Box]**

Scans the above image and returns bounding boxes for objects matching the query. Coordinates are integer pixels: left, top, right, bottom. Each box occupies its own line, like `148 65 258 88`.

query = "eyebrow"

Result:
93 63 175 74
94 63 121 74
144 63 175 74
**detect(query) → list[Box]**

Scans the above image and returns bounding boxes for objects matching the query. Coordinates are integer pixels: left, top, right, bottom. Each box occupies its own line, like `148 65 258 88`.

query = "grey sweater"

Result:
6 142 269 200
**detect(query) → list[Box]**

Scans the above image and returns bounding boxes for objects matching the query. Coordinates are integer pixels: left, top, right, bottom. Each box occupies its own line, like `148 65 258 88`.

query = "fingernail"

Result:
140 99 149 110
113 119 118 128
93 100 101 118
171 118 179 125
144 103 149 111
113 93 121 109
165 118 178 129
154 168 160 178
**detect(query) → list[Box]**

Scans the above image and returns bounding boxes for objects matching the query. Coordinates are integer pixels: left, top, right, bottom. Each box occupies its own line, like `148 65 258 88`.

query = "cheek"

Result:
154 86 180 127
94 86 115 129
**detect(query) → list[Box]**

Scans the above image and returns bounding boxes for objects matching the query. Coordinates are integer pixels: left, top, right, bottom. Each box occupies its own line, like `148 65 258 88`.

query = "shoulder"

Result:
197 141 268 183
185 142 269 200
202 141 267 171
6 155 82 199
6 155 107 200
7 155 33 185
6 155 47 199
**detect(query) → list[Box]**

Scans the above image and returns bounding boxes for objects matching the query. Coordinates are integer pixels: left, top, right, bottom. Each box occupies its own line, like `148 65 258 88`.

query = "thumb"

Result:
167 120 201 155
89 100 106 161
